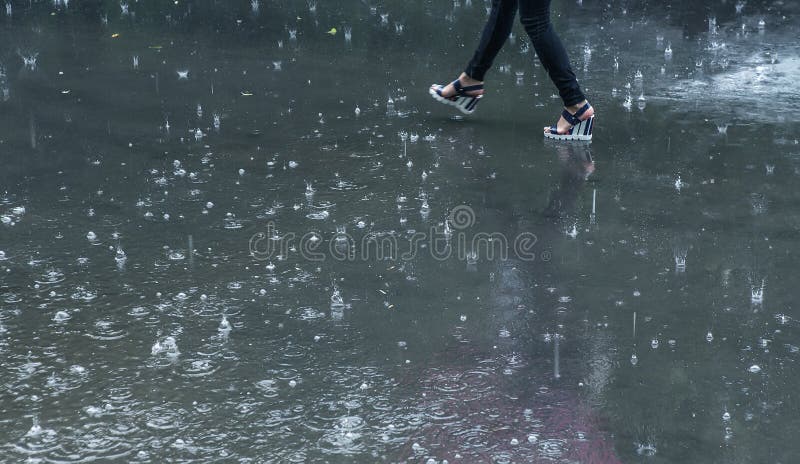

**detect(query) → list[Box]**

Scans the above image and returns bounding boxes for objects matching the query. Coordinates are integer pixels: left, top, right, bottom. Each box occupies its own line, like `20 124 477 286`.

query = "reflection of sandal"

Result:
544 103 595 141
429 79 484 115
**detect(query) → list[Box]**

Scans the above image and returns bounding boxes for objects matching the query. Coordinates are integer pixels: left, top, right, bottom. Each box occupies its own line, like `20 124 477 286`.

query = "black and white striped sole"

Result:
429 86 482 115
544 116 594 141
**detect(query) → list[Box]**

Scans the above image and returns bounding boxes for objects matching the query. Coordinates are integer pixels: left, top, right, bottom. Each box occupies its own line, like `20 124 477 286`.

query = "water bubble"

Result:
623 94 632 111
26 417 42 437
674 246 687 272
386 96 396 117
706 331 714 342
420 199 431 219
20 52 38 71
86 231 97 241
53 310 70 322
151 336 180 359
751 278 765 304
636 442 657 456
115 246 127 263
748 364 761 373
651 338 659 349
630 353 638 365
218 315 231 333
330 286 345 309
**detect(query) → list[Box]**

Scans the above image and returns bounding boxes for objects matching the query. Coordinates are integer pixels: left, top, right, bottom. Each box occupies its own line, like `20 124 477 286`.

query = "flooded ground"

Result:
1 0 799 462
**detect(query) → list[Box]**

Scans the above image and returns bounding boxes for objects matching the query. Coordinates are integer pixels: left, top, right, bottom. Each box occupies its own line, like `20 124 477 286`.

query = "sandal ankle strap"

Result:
562 103 592 126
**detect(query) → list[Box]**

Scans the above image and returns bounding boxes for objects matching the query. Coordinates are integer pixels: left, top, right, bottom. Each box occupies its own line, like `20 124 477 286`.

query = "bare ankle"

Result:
459 73 483 85
567 100 588 111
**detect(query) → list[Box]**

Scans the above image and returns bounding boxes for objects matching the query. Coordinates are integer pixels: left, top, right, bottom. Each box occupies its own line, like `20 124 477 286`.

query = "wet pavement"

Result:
1 0 799 462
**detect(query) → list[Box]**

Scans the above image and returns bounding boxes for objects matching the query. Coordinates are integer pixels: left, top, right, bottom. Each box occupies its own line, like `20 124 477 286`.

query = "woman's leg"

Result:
464 0 520 81
435 0 518 98
518 0 586 107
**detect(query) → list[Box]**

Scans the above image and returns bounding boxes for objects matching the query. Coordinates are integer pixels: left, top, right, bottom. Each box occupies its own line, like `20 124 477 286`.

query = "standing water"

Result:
1 1 799 462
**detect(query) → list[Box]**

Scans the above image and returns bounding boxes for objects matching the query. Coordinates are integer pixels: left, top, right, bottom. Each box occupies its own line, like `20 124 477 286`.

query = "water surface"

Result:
1 0 799 462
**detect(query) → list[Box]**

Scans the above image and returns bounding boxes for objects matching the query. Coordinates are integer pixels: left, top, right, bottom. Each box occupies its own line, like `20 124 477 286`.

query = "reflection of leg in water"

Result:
543 143 594 219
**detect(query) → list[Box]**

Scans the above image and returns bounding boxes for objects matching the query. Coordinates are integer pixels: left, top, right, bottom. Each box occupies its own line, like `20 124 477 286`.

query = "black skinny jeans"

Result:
464 0 586 106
